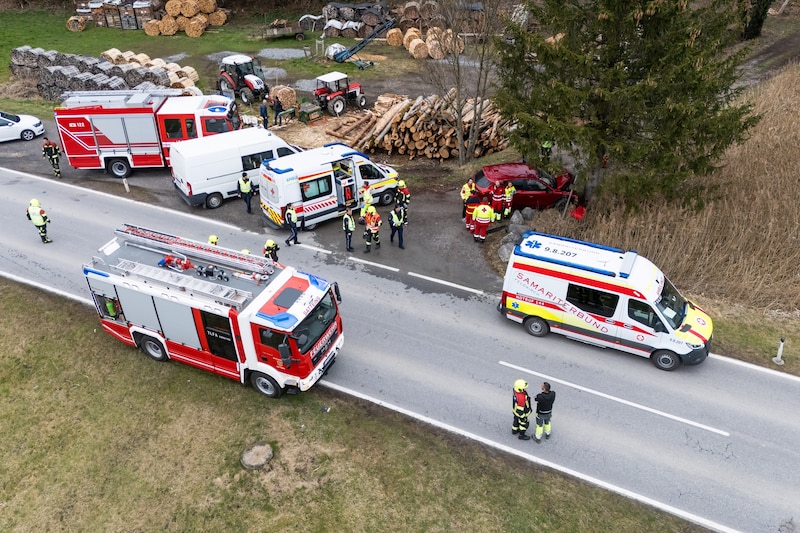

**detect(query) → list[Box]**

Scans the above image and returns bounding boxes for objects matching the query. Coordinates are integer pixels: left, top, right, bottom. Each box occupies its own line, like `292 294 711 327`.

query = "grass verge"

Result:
0 278 701 532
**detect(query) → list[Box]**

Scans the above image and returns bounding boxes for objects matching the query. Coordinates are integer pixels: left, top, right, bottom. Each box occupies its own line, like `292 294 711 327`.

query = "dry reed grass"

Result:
534 63 800 312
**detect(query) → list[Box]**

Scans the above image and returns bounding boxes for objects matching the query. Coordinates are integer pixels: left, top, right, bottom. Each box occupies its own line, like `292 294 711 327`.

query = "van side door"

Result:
619 299 669 356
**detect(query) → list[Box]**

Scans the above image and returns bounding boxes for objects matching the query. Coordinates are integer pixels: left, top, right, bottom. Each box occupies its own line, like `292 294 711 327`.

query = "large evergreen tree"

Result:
494 0 760 205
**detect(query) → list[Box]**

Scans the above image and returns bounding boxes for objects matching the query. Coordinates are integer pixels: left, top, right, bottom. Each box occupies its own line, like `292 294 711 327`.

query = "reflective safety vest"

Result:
505 184 516 203
342 213 355 232
28 205 45 226
366 212 381 232
513 390 531 416
465 197 479 217
238 177 252 194
362 188 374 206
460 182 475 201
285 207 297 224
390 208 405 227
474 204 493 223
492 186 505 204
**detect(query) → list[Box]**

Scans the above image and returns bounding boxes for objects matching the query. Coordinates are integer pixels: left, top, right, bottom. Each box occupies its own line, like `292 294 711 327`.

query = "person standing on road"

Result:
464 189 480 232
259 99 269 128
460 177 476 219
208 235 219 246
394 180 411 221
472 197 494 243
284 203 300 246
237 172 253 214
272 96 284 126
342 206 356 252
263 239 280 262
26 198 53 243
503 181 516 219
491 181 505 222
359 184 374 224
512 379 532 440
534 382 556 443
42 137 61 178
363 205 381 253
389 204 406 249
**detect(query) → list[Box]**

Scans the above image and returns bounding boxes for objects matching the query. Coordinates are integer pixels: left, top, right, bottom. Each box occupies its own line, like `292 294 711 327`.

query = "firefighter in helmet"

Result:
512 379 532 440
208 235 219 245
42 137 61 178
26 198 53 243
363 204 381 253
263 238 280 262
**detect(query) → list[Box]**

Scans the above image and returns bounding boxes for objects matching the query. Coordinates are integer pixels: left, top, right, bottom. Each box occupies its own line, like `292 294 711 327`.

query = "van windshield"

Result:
655 276 687 330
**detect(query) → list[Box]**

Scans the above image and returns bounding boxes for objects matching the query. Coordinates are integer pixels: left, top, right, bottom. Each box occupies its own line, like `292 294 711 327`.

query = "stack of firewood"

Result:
321 2 393 38
395 1 485 34
142 0 228 37
325 91 511 161
386 26 464 60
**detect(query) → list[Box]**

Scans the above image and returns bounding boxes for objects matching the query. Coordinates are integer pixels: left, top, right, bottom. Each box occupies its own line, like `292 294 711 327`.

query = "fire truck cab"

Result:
55 89 241 179
84 224 343 398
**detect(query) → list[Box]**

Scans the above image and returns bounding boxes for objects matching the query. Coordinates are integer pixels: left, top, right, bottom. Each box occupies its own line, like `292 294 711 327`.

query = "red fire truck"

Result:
55 89 241 179
83 224 343 398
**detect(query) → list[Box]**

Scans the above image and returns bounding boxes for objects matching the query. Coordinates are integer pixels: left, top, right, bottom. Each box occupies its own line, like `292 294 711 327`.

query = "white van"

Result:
499 231 713 371
172 128 301 209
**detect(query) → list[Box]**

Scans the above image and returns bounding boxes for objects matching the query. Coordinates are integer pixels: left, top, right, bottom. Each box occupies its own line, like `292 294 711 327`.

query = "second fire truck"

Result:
83 224 342 398
55 89 241 179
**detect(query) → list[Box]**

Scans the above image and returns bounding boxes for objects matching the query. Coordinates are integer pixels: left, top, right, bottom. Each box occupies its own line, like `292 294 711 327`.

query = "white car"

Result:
0 111 45 142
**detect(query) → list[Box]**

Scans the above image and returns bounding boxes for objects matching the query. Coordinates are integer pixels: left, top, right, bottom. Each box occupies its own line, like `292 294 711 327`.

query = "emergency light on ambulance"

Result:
499 231 713 371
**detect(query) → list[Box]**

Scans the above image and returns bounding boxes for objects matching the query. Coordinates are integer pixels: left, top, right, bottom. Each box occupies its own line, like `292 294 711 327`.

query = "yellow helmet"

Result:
265 239 276 248
367 205 377 214
208 235 218 245
241 249 251 254
513 379 528 392
30 198 40 207
398 180 406 188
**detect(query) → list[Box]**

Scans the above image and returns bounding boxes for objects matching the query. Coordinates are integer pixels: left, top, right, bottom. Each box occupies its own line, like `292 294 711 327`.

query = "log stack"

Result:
324 91 511 161
320 2 393 39
396 0 484 35
143 0 228 35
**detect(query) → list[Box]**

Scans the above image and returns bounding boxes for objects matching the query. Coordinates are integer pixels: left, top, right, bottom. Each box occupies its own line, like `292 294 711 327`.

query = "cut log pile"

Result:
325 91 511 161
321 2 394 38
386 26 464 60
9 45 201 101
394 0 484 34
144 0 229 37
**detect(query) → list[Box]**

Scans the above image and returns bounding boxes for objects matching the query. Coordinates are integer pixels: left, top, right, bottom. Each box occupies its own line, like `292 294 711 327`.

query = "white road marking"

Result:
347 256 400 272
709 352 800 384
499 360 730 437
408 272 484 295
319 380 741 533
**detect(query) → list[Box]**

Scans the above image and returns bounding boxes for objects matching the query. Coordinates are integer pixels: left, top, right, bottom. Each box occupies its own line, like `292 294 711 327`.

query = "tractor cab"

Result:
314 72 366 116
218 55 268 105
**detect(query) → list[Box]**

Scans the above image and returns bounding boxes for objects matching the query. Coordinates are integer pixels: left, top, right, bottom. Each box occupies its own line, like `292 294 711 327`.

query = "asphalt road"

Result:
2 138 800 532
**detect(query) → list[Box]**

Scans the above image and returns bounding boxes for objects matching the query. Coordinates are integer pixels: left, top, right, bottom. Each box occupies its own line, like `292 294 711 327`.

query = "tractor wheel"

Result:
240 87 254 105
357 94 367 108
328 96 346 116
218 77 234 92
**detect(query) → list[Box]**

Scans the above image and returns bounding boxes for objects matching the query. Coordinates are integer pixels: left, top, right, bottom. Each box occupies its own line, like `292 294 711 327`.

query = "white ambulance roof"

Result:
265 143 362 174
513 232 664 300
170 127 276 157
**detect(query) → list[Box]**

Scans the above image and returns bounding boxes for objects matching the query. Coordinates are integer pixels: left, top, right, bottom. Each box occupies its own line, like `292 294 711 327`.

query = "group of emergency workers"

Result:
460 177 515 243
360 180 409 253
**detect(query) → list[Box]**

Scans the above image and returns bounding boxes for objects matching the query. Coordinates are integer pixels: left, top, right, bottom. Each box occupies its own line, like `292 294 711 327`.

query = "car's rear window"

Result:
474 170 490 189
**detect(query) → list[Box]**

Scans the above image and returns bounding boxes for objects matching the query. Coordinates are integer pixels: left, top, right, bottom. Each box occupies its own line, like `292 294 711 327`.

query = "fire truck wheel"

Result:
107 158 131 179
523 316 550 338
378 189 395 206
205 193 224 209
139 335 169 362
651 350 681 371
240 87 255 105
250 372 282 398
328 96 346 116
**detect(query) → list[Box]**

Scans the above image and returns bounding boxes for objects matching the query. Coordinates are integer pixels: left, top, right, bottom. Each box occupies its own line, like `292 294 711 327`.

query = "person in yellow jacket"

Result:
263 239 280 262
359 185 374 224
237 172 254 214
503 181 516 218
26 198 53 243
284 203 300 246
460 177 476 219
472 197 494 243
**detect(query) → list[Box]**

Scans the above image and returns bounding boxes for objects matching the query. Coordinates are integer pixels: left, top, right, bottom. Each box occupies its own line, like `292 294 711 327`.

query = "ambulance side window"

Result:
300 176 332 201
628 300 664 330
566 284 619 318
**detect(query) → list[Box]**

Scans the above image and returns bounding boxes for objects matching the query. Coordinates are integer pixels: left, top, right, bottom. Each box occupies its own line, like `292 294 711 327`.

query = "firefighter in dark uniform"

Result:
534 382 556 443
42 137 61 178
512 379 532 440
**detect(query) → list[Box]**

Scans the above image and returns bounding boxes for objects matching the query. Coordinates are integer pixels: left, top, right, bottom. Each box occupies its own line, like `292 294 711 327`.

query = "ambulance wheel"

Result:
205 193 223 209
139 335 168 362
328 96 346 116
523 316 549 337
378 189 395 206
302 222 317 231
250 372 282 398
107 158 131 179
651 350 681 371
240 87 255 105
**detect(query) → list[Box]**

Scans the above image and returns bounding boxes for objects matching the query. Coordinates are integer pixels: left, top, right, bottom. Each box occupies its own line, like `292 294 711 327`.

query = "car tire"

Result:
523 316 550 337
107 158 131 179
553 197 569 210
250 372 282 398
205 193 223 209
21 129 36 141
651 350 681 371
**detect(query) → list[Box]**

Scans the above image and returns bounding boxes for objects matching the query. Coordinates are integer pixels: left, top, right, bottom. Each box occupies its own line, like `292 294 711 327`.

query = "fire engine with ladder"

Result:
55 89 241 179
83 224 342 398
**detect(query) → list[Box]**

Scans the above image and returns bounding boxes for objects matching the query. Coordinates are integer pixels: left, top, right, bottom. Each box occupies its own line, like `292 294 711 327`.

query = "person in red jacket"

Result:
491 181 505 222
464 189 480 232
512 379 532 440
472 197 494 243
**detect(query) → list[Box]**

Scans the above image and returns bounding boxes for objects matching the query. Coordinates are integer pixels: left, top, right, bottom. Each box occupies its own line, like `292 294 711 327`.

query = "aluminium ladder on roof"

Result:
115 223 275 276
113 259 253 309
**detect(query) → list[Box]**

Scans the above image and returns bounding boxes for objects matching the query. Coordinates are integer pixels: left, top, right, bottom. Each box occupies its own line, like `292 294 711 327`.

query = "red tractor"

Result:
217 54 268 106
314 71 367 116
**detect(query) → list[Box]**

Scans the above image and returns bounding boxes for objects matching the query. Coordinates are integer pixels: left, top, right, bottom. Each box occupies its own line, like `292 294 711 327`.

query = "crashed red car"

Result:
472 162 577 210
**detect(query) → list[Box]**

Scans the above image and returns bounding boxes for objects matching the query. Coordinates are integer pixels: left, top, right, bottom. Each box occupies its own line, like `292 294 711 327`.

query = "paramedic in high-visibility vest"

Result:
472 197 494 243
503 181 516 219
237 172 253 214
460 177 476 219
464 189 480 232
512 379 532 440
284 203 300 246
359 185 374 223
